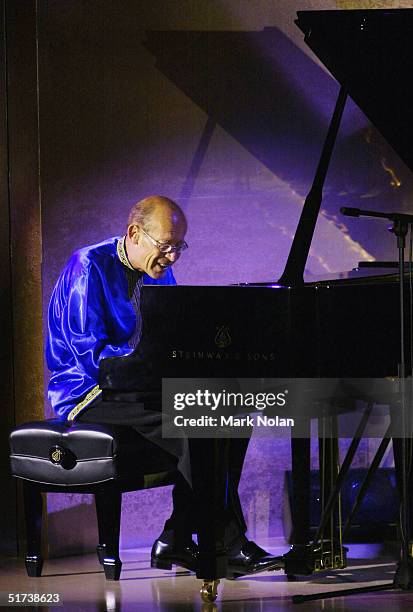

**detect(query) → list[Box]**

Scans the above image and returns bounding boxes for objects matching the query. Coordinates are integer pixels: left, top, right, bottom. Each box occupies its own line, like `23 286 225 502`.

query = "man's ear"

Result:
127 224 139 244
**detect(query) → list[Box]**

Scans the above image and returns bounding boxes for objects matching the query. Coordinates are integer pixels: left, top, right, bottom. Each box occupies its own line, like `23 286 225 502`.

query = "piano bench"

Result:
9 418 179 580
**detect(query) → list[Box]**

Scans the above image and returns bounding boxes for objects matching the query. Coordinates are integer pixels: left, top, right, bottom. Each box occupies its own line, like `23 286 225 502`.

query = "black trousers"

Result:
78 396 249 547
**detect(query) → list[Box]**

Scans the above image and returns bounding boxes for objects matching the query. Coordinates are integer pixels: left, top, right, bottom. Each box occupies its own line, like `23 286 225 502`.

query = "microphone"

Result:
340 207 413 224
340 207 361 217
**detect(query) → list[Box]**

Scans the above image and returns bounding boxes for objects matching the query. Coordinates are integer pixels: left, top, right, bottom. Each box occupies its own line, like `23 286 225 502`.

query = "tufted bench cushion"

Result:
10 418 178 486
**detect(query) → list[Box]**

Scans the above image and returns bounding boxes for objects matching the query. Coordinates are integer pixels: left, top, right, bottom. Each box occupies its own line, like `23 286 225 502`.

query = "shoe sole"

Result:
226 563 283 580
151 558 195 572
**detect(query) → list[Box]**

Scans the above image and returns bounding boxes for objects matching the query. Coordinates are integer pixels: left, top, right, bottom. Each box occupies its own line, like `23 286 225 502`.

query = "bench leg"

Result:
96 543 105 565
95 488 122 580
23 482 43 577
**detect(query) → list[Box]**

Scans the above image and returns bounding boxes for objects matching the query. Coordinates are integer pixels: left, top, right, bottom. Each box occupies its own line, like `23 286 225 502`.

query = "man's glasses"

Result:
139 226 188 254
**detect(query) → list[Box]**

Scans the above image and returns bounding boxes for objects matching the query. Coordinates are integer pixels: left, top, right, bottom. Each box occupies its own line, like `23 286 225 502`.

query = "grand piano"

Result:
99 8 413 599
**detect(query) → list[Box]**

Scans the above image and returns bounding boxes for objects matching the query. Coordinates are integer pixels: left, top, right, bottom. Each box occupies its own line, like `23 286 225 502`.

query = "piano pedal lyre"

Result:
200 579 220 603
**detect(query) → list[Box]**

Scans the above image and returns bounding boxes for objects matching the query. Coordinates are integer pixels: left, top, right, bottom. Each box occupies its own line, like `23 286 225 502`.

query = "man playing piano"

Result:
46 194 281 578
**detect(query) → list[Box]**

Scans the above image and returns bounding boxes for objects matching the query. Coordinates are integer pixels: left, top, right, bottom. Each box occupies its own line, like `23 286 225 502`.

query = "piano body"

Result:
99 8 413 591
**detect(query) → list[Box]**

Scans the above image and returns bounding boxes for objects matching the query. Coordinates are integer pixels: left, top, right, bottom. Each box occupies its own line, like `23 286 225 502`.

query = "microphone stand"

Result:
293 207 413 604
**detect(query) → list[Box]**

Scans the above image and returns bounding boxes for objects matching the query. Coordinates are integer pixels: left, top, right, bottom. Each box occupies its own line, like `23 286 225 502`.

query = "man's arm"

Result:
46 255 134 415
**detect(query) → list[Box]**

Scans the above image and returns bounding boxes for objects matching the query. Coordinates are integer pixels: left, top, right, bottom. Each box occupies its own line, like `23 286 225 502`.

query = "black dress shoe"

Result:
151 538 198 572
226 540 284 579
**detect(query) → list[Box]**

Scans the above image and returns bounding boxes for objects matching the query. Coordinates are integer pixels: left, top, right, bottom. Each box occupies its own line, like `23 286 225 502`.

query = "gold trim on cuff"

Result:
67 385 102 421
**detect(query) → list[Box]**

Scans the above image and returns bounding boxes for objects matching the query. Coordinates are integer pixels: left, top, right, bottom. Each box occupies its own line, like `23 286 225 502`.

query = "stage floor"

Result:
1 544 413 611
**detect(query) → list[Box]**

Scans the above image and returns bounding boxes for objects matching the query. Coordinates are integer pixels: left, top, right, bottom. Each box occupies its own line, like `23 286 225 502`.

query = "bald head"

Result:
125 195 188 279
127 195 187 234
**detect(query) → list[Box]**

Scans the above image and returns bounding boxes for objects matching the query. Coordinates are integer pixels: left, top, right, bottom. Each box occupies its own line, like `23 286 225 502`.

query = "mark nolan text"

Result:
173 415 294 427
223 415 295 427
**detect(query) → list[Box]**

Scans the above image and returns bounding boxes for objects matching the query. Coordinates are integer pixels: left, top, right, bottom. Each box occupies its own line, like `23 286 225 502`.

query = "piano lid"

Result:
295 9 413 174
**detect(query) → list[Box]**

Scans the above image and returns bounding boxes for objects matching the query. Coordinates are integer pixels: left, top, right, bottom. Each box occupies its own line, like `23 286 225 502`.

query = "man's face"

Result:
129 208 187 279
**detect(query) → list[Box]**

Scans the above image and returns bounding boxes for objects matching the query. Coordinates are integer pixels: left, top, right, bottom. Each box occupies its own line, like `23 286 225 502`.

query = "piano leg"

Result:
291 420 311 546
189 437 229 601
283 420 311 578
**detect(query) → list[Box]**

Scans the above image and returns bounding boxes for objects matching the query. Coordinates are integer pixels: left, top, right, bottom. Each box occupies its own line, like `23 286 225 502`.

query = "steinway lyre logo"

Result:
215 325 231 349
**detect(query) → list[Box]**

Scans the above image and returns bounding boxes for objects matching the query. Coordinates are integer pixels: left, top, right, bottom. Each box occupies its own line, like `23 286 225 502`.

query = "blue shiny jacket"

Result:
46 236 175 420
